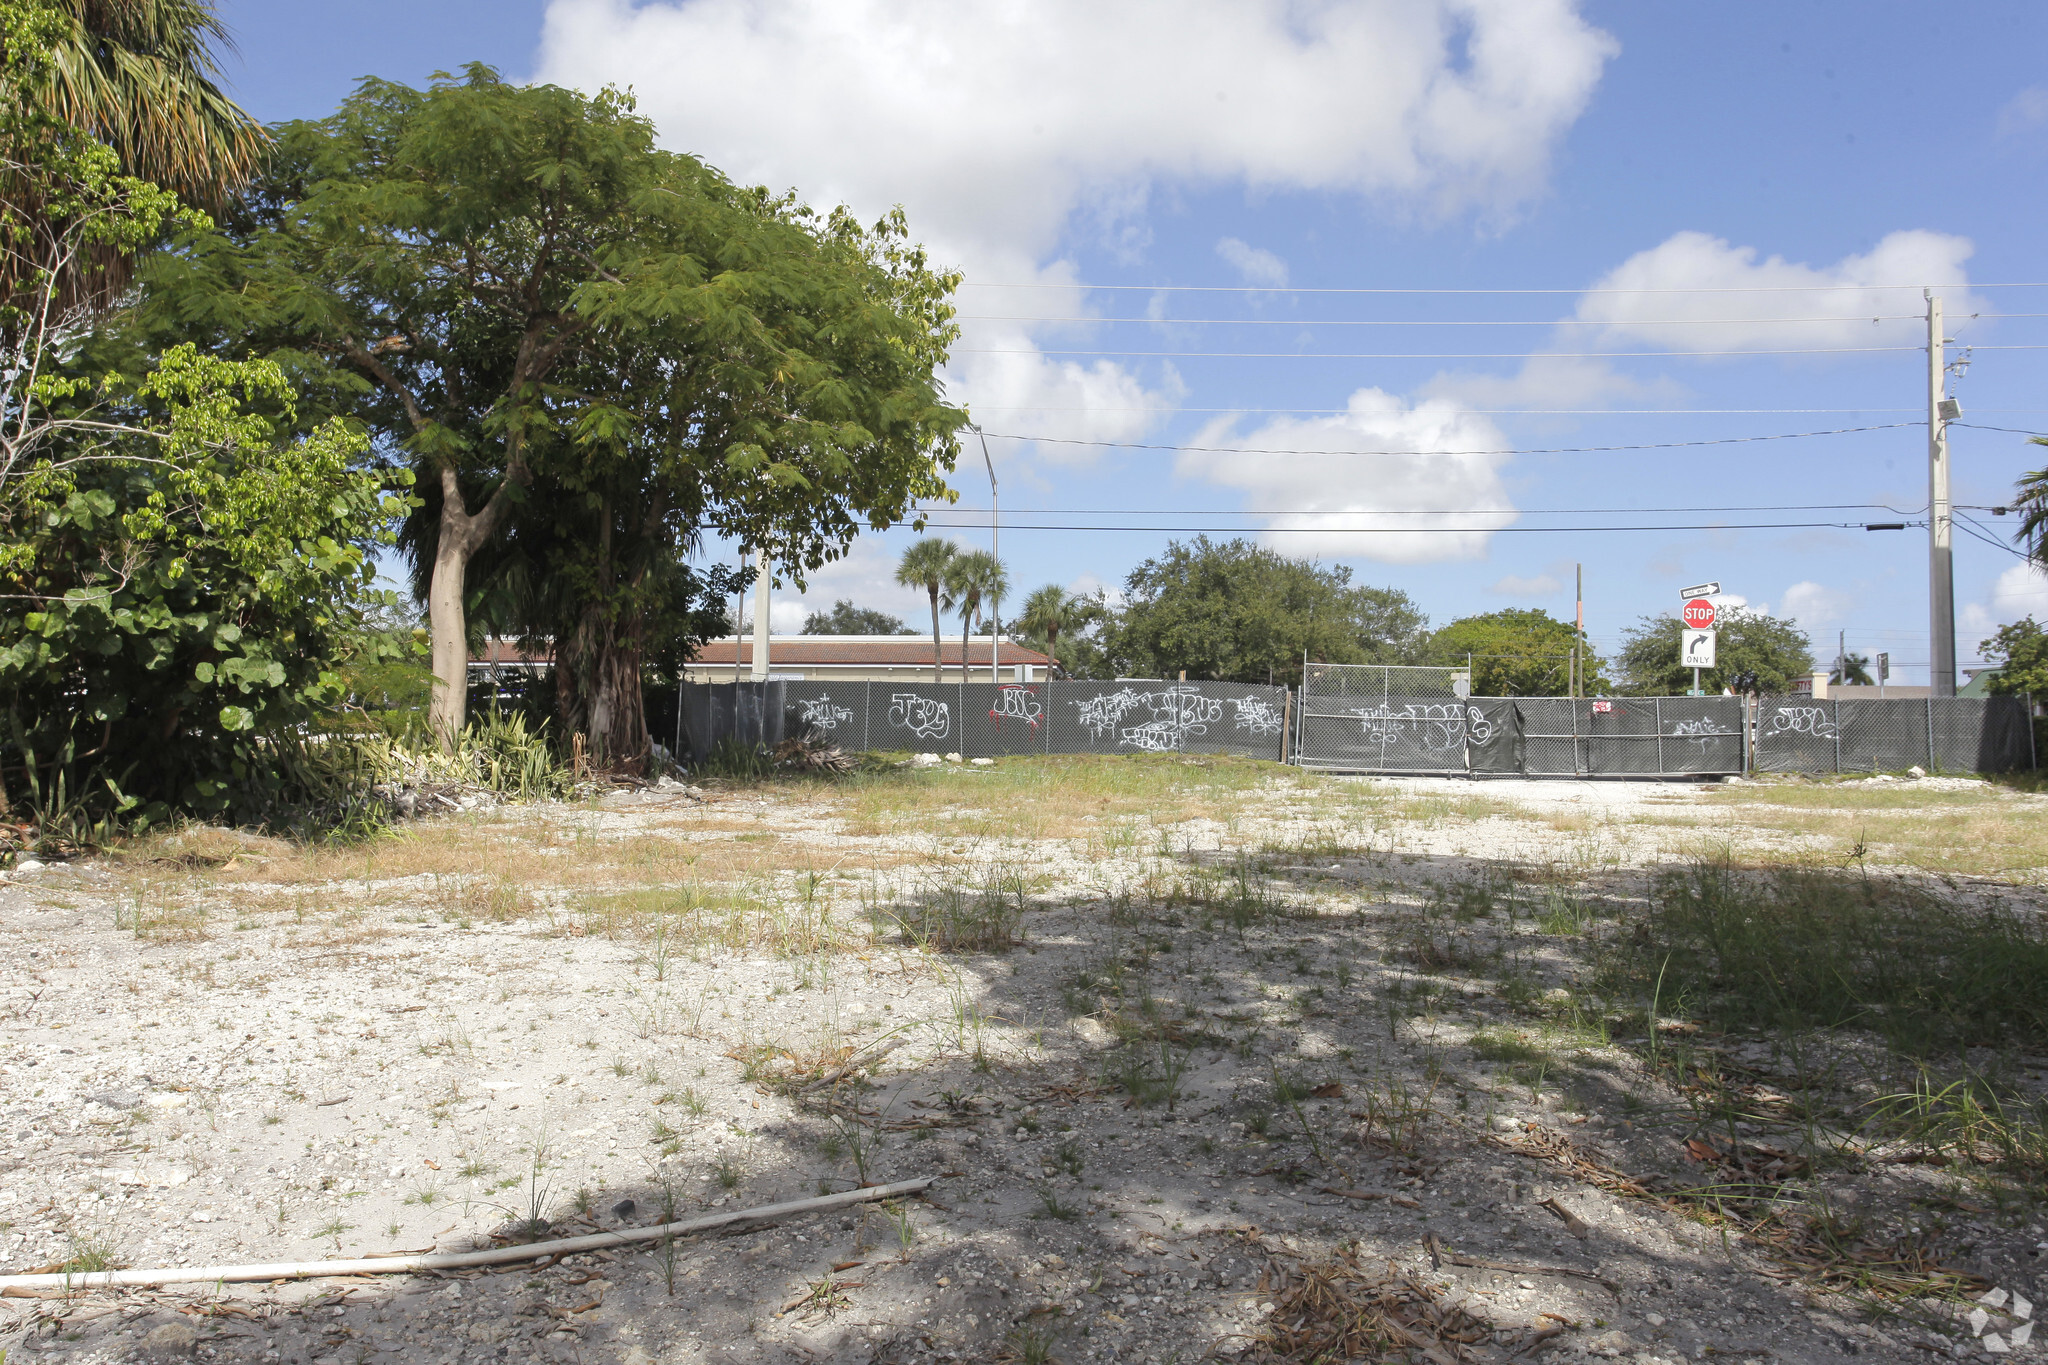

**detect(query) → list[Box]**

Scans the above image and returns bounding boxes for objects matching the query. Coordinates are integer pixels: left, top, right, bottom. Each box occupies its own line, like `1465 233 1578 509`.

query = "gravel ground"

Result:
0 768 2037 1364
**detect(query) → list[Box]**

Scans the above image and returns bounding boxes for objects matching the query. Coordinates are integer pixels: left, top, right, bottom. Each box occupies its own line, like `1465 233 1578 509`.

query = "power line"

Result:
915 519 1907 535
978 422 1916 458
937 501 1923 516
1954 421 2048 438
958 343 1949 360
958 281 2041 295
959 313 1957 326
967 406 1935 414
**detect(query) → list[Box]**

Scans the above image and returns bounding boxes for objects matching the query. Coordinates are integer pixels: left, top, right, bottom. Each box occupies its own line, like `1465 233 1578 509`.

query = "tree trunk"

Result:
426 510 474 750
424 459 523 753
928 586 942 684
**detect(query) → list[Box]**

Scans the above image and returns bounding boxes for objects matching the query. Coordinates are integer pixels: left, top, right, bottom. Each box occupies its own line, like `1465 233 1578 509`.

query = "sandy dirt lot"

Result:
2 760 2044 1365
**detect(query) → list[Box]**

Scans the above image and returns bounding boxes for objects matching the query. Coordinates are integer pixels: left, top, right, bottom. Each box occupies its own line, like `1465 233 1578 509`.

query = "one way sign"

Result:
1682 629 1717 669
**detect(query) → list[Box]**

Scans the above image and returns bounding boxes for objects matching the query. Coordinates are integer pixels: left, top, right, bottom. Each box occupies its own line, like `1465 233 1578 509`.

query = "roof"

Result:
692 634 1052 668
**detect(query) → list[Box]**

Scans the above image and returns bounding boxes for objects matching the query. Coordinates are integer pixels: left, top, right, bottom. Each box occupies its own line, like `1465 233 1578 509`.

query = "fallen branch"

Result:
0 1176 937 1291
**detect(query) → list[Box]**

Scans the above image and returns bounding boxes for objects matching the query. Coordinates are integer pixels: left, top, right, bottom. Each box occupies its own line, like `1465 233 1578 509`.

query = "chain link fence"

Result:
1752 696 2034 775
682 679 1289 761
1294 663 1748 776
678 677 2034 775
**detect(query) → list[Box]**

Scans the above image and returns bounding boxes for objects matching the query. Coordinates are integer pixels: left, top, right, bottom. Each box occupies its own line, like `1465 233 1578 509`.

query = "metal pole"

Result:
1574 563 1583 700
976 427 1000 684
750 558 772 683
1928 292 1956 697
733 548 747 686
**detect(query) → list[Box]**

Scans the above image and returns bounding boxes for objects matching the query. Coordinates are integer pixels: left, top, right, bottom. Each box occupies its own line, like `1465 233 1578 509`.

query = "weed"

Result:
1601 860 2048 1056
1052 1137 1085 1177
1033 1184 1080 1220
55 1233 121 1275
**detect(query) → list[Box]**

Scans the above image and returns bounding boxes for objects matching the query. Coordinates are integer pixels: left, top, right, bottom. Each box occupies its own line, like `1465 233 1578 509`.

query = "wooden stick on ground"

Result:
0 1177 937 1292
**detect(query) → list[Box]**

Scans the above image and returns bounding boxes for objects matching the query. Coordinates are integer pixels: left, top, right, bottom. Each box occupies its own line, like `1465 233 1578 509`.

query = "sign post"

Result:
1679 596 1718 696
1877 651 1889 699
1682 628 1717 693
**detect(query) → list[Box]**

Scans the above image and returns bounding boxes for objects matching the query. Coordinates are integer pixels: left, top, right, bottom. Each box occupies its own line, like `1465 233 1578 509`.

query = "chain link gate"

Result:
1294 663 1747 776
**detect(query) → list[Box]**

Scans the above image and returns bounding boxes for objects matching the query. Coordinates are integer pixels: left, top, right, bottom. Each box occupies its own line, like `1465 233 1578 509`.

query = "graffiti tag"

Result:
887 692 952 741
1344 702 1493 752
797 696 853 732
1669 717 1736 749
1766 706 1838 741
1231 697 1284 737
989 684 1042 730
1072 684 1224 752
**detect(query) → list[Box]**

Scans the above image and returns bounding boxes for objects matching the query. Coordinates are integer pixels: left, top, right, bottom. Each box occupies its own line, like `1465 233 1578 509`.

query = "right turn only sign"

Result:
1683 629 1718 669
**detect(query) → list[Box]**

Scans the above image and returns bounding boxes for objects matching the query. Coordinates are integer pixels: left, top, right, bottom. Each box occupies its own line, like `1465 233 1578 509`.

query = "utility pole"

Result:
1574 563 1584 700
976 427 1001 683
1928 291 1956 697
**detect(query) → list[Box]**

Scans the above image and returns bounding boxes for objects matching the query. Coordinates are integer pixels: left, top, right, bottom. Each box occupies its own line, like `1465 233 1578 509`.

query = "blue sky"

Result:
212 1 2048 680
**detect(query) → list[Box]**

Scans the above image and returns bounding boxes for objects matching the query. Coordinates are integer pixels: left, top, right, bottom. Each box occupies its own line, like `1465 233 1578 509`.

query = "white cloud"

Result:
1989 561 2048 623
1999 86 2048 137
1490 573 1562 597
1175 389 1515 564
538 0 1618 461
1778 581 1855 631
1575 230 1978 354
1215 237 1289 288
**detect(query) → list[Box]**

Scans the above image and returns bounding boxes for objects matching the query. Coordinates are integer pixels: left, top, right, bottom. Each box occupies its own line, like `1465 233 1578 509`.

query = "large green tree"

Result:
1108 536 1426 684
1979 618 2048 698
0 2 400 828
801 600 910 635
138 67 963 757
1615 609 1814 695
1426 609 1603 696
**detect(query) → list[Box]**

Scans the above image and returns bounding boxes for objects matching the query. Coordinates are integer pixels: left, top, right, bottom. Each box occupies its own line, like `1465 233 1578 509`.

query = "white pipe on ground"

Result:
0 1177 935 1292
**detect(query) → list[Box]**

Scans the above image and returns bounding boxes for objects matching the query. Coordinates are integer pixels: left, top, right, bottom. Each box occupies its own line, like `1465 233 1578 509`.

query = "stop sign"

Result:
1682 597 1717 630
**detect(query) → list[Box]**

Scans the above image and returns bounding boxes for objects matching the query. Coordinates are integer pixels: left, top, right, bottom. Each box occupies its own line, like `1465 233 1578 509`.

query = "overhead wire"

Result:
956 281 2046 294
912 518 1905 535
958 343 1949 360
956 313 1955 326
977 422 1915 458
936 501 1925 516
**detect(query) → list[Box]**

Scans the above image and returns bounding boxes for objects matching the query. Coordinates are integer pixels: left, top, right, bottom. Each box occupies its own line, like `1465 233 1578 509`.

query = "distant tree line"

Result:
877 535 1825 695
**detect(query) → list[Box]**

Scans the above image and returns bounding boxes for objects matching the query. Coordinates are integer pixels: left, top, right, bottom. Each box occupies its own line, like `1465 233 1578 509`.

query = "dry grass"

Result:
1671 783 2048 880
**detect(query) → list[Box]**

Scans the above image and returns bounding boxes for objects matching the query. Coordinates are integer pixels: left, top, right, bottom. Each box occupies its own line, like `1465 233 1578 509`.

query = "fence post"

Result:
1654 698 1664 776
1833 698 1842 775
1925 696 1936 774
2031 693 2039 772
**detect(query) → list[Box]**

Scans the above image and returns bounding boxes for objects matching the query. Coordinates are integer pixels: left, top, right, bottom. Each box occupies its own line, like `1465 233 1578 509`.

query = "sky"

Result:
210 0 2048 681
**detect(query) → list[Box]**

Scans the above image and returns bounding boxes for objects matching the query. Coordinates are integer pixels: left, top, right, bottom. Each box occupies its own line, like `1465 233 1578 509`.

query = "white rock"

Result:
944 752 964 763
970 757 995 767
1908 765 1927 779
12 859 43 874
913 753 941 767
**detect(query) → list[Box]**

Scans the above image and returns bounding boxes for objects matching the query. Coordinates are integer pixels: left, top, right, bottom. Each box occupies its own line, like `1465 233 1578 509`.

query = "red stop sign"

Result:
1682 597 1717 629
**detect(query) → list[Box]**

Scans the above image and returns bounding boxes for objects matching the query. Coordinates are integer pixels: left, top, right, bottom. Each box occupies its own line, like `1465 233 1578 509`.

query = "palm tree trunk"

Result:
928 584 943 684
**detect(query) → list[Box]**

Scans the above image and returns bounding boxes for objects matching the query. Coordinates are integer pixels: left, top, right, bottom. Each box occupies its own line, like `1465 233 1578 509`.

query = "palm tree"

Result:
945 549 1007 682
1018 584 1080 677
2017 453 2048 568
1829 652 1875 686
894 537 958 683
7 0 267 308
37 0 265 207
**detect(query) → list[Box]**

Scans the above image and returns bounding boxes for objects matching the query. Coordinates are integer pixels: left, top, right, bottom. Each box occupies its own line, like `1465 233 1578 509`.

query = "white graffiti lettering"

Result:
1766 706 1838 740
1072 684 1224 751
1231 697 1284 737
1344 702 1493 752
989 684 1043 730
1669 717 1736 749
797 696 853 732
887 692 952 740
